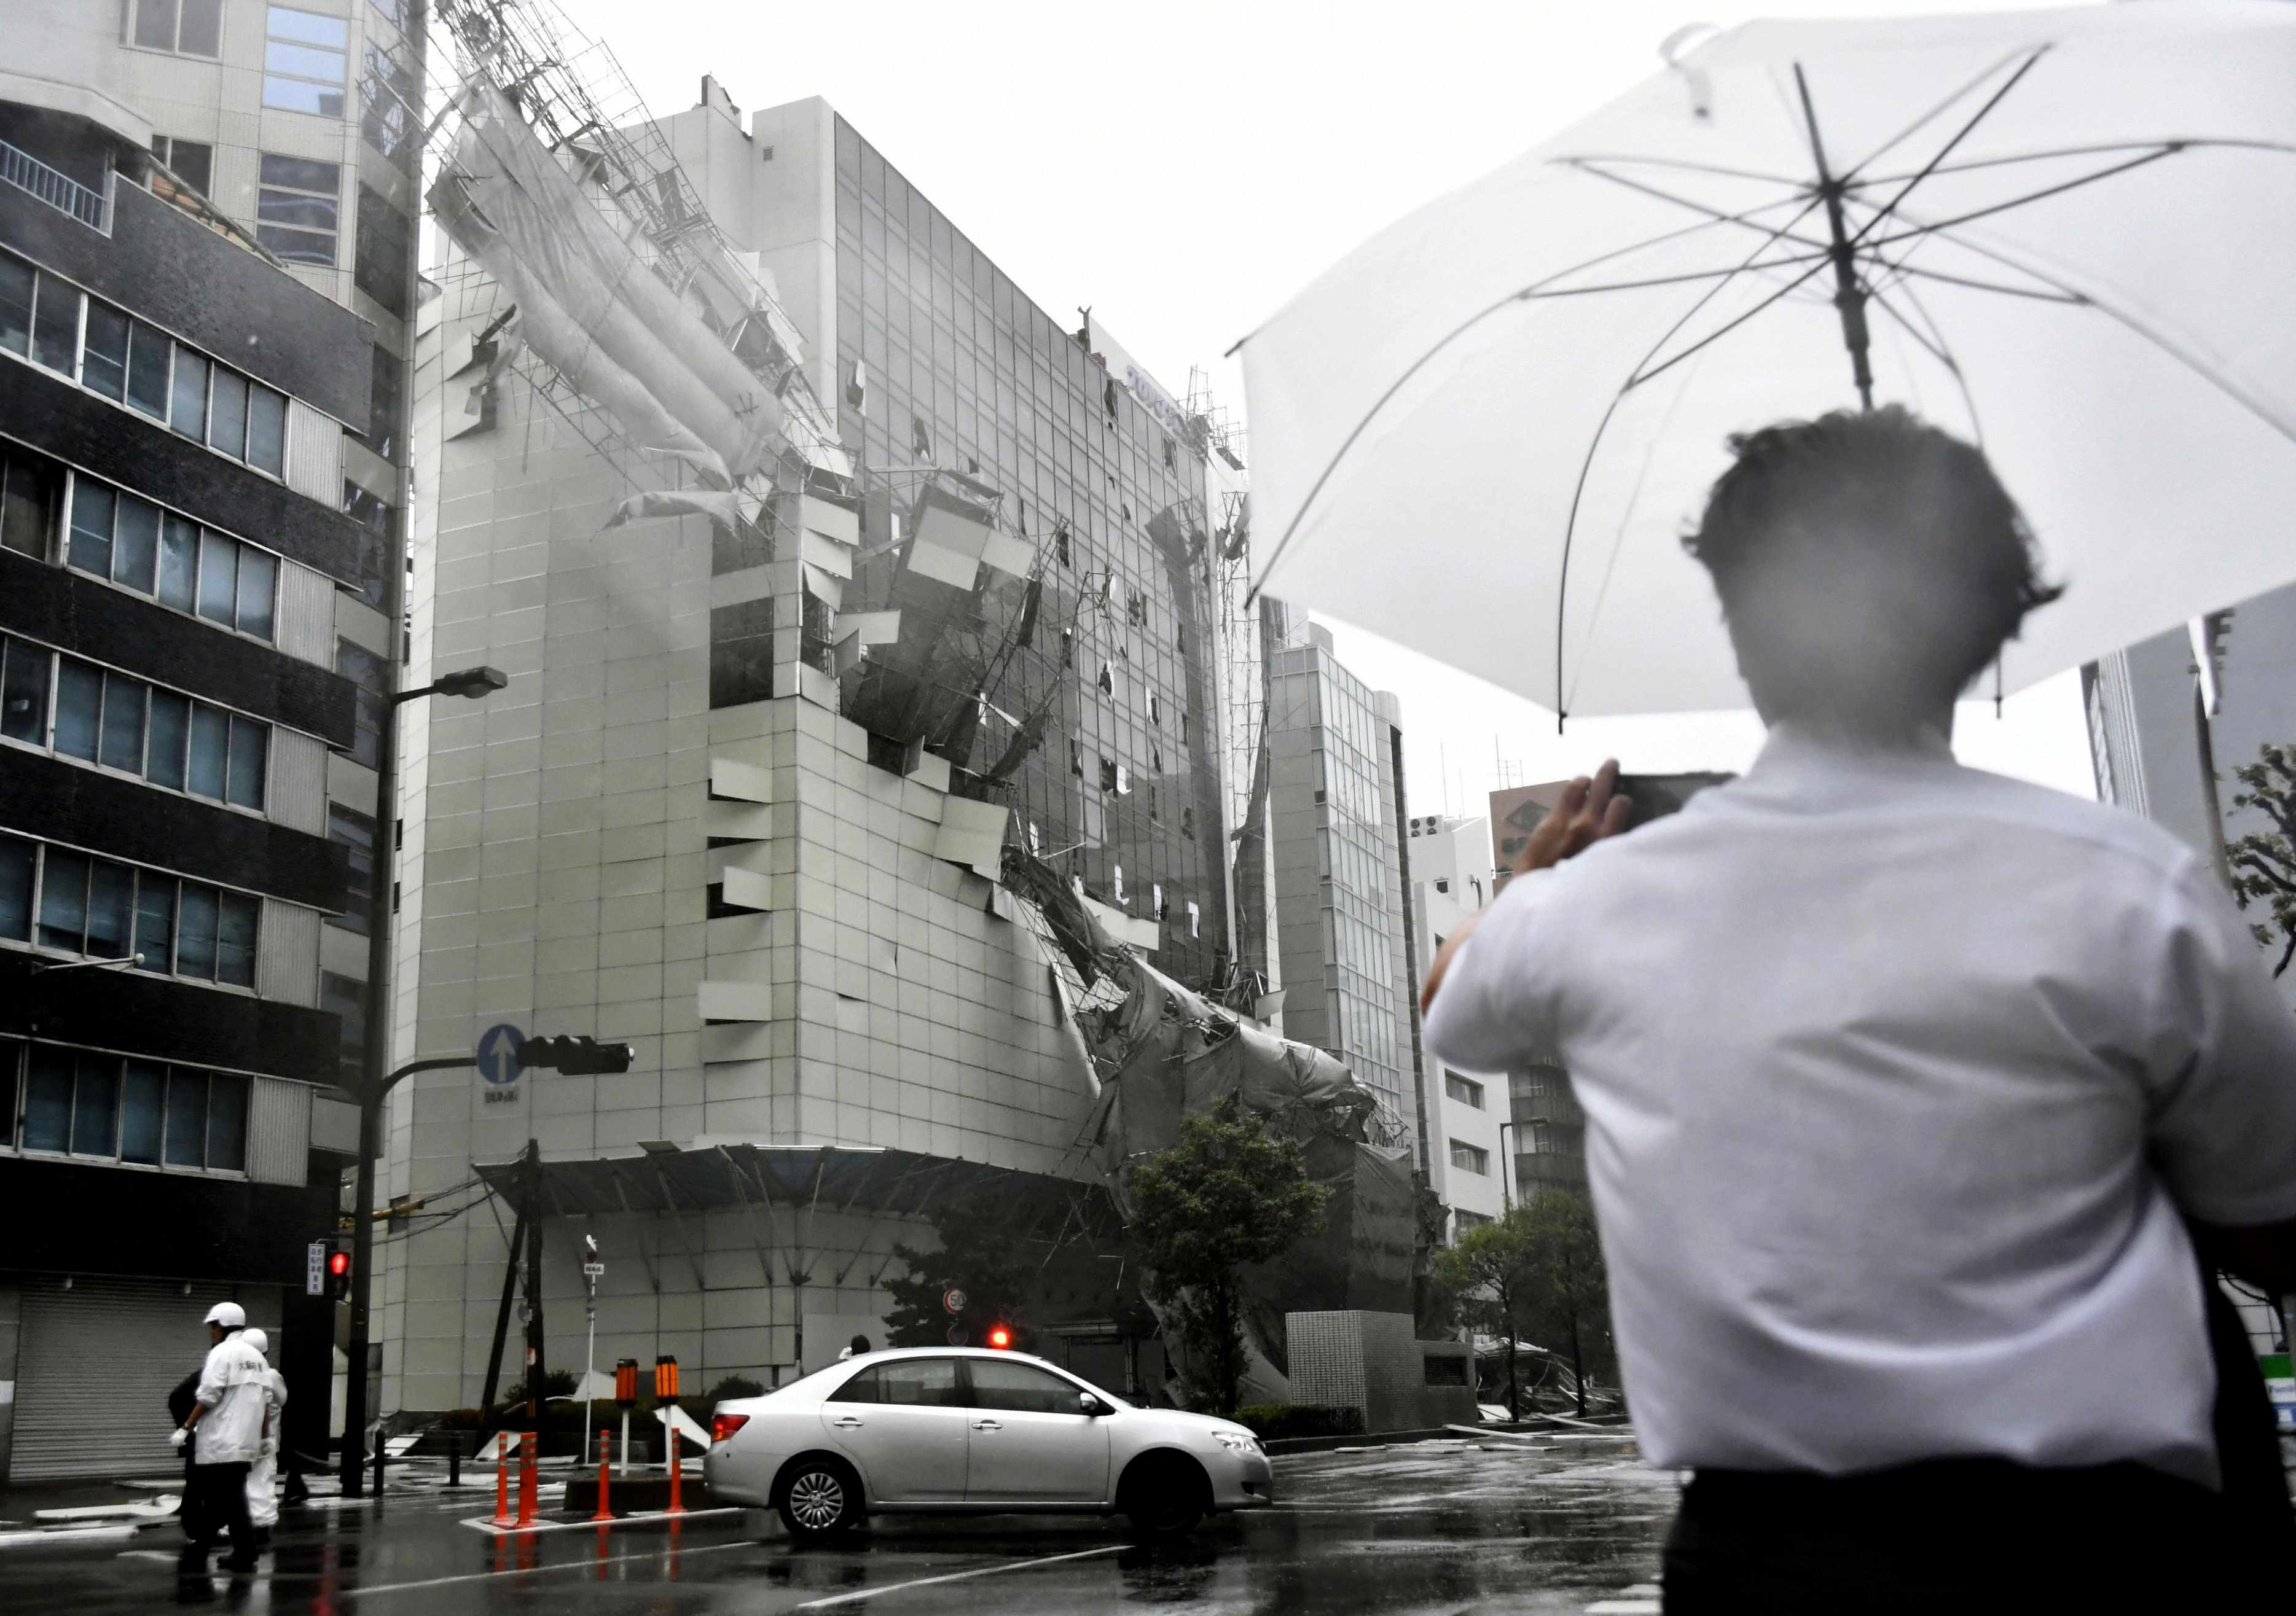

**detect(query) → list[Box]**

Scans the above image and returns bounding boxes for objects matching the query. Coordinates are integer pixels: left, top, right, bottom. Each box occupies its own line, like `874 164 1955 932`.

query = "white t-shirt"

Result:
193 1335 271 1466
1424 728 2296 1488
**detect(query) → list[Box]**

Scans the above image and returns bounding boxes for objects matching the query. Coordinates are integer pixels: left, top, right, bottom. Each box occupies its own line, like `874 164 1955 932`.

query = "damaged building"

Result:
372 0 1439 1413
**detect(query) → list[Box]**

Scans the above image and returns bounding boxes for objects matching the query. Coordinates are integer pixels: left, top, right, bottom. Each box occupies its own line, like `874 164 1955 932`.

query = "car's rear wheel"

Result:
775 1455 864 1540
1120 1453 1208 1539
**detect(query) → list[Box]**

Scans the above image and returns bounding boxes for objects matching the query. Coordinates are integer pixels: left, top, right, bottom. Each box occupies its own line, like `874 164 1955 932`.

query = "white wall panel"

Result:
286 399 344 505
246 1077 312 1185
257 899 322 1007
275 560 336 666
268 727 329 834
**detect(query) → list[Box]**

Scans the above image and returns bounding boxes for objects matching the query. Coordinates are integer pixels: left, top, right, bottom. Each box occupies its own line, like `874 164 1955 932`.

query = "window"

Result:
328 805 374 934
130 0 224 58
0 834 34 940
63 475 278 639
9 1044 247 1171
264 7 350 117
338 639 386 767
709 600 775 709
6 637 270 810
829 1358 963 1407
0 253 31 359
360 43 418 170
0 448 59 558
1449 1139 1490 1176
14 837 257 986
151 136 214 197
966 1359 1079 1415
369 0 413 29
355 187 411 316
256 153 341 265
362 343 404 463
31 269 79 374
343 483 393 607
321 970 366 1084
1446 1072 1485 1110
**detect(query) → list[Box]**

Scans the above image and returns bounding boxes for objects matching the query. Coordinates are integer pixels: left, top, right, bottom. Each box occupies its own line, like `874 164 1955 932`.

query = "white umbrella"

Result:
1241 2 2296 720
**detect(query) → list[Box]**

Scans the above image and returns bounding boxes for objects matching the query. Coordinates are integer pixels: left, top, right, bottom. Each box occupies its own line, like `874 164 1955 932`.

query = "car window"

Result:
829 1357 963 1407
967 1359 1084 1415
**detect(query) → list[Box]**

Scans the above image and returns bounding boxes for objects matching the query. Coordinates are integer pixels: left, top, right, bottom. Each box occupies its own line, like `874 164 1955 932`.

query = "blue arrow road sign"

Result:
475 1023 526 1085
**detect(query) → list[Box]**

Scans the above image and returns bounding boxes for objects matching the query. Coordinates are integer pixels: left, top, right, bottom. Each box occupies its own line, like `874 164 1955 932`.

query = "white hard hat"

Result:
241 1327 269 1356
204 1302 246 1329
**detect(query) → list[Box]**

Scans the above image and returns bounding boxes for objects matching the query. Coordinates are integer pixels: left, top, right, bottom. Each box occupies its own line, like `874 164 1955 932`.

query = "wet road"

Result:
0 1440 1677 1615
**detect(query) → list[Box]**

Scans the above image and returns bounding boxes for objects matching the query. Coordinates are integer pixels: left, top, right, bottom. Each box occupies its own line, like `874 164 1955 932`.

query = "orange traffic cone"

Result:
490 1435 514 1528
665 1424 684 1515
591 1430 613 1523
515 1431 538 1528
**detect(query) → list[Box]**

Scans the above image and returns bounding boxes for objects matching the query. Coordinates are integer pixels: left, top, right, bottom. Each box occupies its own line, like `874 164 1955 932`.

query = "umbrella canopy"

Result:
1242 2 2296 719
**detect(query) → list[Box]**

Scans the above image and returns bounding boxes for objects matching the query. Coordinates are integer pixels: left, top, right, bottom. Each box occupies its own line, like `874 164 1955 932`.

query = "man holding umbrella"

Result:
1422 408 2296 1607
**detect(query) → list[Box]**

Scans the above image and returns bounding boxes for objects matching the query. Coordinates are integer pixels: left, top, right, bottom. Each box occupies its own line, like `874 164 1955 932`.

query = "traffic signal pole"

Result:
339 1054 482 1497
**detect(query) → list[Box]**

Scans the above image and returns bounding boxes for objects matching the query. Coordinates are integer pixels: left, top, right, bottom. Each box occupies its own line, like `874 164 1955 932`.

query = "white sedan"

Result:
703 1347 1274 1540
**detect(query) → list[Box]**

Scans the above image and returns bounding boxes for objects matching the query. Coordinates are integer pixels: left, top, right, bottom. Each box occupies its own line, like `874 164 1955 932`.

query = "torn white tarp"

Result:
604 489 743 528
430 172 722 477
439 82 779 479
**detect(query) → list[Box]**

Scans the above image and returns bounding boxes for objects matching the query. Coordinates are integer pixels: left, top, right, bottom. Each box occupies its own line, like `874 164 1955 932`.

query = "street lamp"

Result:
339 663 506 1496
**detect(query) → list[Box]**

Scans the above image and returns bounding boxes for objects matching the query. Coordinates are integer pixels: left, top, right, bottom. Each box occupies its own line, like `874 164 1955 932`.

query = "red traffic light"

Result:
986 1325 1012 1350
328 1251 350 1278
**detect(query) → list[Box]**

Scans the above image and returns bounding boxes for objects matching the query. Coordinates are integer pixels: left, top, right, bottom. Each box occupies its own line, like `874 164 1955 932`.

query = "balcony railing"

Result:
0 136 109 232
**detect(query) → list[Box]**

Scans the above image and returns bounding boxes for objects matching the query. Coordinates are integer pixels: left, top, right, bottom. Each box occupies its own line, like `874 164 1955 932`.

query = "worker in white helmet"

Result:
172 1302 267 1579
238 1329 289 1545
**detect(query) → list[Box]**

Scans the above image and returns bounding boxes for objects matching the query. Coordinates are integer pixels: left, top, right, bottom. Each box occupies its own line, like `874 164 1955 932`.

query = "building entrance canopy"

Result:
474 1142 1123 1245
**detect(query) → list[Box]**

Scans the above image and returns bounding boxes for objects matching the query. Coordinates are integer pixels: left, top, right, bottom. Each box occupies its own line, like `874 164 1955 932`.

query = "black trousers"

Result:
1663 1456 2282 1612
179 1462 254 1571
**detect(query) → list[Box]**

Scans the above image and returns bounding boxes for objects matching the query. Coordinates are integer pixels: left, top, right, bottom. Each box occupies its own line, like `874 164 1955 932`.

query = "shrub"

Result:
707 1375 766 1401
1232 1404 1364 1442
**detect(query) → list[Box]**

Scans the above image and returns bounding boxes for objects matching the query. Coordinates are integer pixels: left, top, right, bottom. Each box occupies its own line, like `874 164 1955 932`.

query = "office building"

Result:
1406 813 1507 1238
1264 620 1428 1157
0 39 380 1479
381 75 1235 1408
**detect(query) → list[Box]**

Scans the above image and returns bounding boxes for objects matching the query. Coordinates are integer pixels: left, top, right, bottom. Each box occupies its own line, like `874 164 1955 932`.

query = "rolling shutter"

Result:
11 1276 280 1481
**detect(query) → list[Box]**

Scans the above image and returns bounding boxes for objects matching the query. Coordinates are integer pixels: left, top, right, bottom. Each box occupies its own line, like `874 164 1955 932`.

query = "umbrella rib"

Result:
1550 152 1811 187
1843 51 2047 249
1862 144 2186 253
1247 192 1825 592
1561 158 1832 254
1850 136 2296 190
1628 254 1835 391
1836 45 2050 184
1863 285 1986 446
1554 197 1833 721
1887 222 2296 450
1522 247 1834 300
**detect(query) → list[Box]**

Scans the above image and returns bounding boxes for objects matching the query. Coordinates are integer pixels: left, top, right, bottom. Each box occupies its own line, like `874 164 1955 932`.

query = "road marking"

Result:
340 1539 753 1597
456 1505 745 1536
791 1545 1123 1610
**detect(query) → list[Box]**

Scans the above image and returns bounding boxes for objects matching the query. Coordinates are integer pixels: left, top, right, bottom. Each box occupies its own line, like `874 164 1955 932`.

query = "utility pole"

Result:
524 1139 546 1429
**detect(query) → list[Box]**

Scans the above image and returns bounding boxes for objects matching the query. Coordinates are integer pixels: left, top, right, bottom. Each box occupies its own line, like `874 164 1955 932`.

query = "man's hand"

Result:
170 1427 190 1451
1511 760 1633 876
1420 761 1632 1014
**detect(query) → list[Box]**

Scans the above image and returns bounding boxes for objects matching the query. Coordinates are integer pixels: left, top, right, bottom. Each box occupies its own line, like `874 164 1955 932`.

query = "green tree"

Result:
1431 1214 1538 1417
2228 742 2296 976
1513 1189 1612 1416
1129 1098 1330 1416
882 1189 1038 1348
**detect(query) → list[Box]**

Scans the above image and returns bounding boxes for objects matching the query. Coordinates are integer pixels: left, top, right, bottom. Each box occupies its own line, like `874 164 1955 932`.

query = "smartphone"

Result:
1612 771 1734 830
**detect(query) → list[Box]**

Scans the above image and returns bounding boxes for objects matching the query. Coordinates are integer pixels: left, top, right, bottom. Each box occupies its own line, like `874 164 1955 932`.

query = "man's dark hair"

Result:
1683 407 2063 734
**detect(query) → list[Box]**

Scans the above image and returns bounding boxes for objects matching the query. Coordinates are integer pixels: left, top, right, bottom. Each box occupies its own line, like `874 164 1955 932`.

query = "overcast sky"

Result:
554 0 2101 813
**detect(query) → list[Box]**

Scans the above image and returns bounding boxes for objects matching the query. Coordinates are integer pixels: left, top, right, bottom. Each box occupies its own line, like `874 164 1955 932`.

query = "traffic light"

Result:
517 1035 636 1075
326 1245 351 1301
985 1324 1013 1350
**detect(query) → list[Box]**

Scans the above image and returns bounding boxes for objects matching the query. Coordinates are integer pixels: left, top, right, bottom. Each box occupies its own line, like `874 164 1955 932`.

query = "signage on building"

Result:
306 1240 328 1297
1085 315 1188 441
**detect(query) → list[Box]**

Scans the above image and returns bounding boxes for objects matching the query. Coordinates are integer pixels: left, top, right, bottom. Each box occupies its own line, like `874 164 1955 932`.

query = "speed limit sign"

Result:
942 1287 968 1316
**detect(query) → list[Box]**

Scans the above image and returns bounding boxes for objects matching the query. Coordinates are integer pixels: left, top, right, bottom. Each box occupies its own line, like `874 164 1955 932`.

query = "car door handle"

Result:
829 1416 865 1429
971 1419 1002 1431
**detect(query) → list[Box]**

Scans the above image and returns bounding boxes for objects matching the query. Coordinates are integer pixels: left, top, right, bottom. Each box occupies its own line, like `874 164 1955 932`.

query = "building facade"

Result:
0 60 378 1478
1406 813 1507 1238
1264 621 1427 1155
378 81 1235 1410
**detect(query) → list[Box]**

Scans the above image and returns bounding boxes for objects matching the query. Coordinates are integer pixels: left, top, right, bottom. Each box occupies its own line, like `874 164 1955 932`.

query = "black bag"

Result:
2201 1268 2295 1593
167 1371 199 1430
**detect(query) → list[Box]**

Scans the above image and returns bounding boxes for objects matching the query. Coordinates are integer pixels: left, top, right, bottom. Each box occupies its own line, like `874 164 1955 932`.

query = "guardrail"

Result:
0 136 108 232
